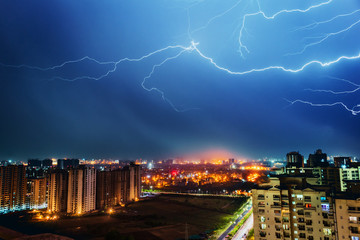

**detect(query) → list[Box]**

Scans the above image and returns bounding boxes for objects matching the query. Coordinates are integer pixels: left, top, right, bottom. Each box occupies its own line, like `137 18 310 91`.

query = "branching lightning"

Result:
237 0 334 57
291 9 360 32
285 99 360 116
292 76 360 115
1 0 360 114
287 18 360 56
305 76 360 95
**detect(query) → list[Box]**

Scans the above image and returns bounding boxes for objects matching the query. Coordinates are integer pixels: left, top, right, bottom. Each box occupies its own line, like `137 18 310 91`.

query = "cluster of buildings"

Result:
252 149 360 240
0 159 141 215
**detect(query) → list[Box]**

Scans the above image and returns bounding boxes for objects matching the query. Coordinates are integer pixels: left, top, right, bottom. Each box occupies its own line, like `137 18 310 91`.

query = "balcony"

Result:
348 209 360 214
271 205 281 208
281 196 288 200
298 225 305 231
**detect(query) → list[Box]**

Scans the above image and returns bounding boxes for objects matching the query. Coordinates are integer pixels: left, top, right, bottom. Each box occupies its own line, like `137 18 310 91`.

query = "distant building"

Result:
307 149 328 167
286 151 304 168
67 168 84 214
67 166 96 214
57 159 79 170
47 170 68 213
28 178 47 209
334 156 351 168
82 166 96 213
97 163 141 209
28 159 42 168
120 163 141 203
0 165 27 213
96 170 121 209
42 159 53 168
46 162 140 213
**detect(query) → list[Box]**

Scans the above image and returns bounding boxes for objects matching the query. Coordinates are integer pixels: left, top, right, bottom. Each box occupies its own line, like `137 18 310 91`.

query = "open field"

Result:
0 195 248 240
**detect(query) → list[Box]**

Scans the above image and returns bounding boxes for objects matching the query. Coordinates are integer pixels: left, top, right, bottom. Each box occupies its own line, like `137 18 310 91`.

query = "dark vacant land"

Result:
0 195 247 240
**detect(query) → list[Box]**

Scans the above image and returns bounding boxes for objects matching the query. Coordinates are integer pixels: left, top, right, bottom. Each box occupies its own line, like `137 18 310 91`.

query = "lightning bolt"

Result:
1 0 360 115
237 0 334 57
288 77 360 116
285 99 360 116
0 56 116 71
191 41 360 74
287 18 360 56
140 44 199 112
188 0 243 36
291 9 360 32
0 44 196 112
305 76 360 95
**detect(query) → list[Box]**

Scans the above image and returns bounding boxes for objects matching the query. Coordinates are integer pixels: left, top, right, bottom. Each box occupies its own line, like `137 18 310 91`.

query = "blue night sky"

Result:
0 0 360 161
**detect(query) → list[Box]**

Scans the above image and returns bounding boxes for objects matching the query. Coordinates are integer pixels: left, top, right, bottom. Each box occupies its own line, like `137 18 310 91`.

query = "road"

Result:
232 213 253 240
217 202 252 240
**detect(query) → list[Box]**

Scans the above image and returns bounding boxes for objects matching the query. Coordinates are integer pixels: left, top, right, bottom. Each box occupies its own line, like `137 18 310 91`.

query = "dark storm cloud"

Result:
0 0 359 161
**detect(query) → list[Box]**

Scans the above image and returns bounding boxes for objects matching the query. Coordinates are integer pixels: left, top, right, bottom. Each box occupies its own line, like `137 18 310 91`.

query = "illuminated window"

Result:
321 204 329 211
261 224 266 230
260 216 266 222
323 228 332 236
349 216 357 223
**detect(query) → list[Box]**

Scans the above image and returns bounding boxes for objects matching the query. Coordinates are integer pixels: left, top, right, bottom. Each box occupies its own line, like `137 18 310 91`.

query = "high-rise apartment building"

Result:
47 170 68 213
82 166 96 213
252 176 335 240
335 198 360 240
97 163 141 209
0 165 27 213
67 168 83 214
28 178 47 209
307 149 329 167
96 170 120 209
67 166 96 214
286 152 304 168
120 163 141 203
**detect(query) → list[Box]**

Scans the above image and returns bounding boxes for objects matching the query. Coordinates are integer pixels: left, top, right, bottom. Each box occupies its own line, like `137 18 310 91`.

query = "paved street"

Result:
232 213 254 240
217 201 252 240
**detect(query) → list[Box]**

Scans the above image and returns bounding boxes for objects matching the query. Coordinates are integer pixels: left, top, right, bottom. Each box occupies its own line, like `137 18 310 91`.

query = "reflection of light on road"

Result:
232 213 254 240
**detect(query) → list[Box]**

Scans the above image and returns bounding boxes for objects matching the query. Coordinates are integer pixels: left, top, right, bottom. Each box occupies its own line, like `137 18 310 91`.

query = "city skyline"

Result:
1 0 360 161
